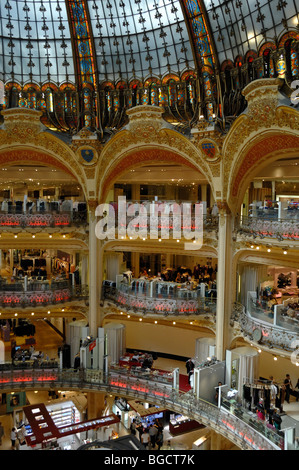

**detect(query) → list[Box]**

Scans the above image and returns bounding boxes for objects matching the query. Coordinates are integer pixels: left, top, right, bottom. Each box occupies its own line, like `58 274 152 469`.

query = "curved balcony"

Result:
236 216 299 241
232 302 299 352
0 209 87 229
102 280 217 318
0 365 284 450
0 279 88 309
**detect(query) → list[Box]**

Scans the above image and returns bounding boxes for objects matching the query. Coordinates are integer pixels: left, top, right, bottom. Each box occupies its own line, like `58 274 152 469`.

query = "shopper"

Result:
149 424 158 448
284 374 293 404
273 410 282 430
130 419 137 436
156 430 163 450
11 427 17 449
141 428 150 449
136 422 143 441
185 358 194 375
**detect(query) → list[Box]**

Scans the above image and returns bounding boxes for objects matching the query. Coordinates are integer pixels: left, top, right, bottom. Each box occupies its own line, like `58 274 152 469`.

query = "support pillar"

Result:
131 252 140 278
86 392 106 419
88 200 102 338
216 203 233 361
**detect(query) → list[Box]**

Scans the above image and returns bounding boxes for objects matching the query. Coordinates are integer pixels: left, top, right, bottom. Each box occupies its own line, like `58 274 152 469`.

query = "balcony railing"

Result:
236 216 299 241
103 281 217 317
0 365 284 450
232 302 299 352
0 210 87 228
0 280 88 309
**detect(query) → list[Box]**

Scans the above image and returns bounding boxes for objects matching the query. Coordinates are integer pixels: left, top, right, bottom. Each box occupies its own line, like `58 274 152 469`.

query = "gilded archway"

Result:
0 108 88 200
223 78 299 213
96 105 216 202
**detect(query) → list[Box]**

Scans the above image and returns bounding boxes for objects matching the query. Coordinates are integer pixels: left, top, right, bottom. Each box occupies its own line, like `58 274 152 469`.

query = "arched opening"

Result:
0 157 88 348
234 148 299 337
229 131 299 212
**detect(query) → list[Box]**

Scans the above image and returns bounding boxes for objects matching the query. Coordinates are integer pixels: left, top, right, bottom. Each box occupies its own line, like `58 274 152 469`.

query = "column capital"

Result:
87 199 99 212
216 201 231 215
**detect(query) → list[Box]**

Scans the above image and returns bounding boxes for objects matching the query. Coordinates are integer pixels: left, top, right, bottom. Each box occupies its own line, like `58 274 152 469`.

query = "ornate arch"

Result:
222 79 299 213
0 108 88 199
96 106 215 202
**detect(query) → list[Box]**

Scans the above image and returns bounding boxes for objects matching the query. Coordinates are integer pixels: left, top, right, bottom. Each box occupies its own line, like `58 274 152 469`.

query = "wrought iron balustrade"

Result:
232 302 299 351
0 210 87 229
0 282 88 309
0 366 283 450
103 283 217 317
236 216 299 241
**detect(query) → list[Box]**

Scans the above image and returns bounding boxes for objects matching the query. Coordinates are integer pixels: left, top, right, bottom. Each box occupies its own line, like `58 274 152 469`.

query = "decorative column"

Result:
87 392 106 420
216 202 233 361
88 200 101 338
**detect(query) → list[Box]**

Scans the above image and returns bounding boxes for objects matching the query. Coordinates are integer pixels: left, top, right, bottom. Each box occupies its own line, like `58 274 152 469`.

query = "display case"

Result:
169 413 203 436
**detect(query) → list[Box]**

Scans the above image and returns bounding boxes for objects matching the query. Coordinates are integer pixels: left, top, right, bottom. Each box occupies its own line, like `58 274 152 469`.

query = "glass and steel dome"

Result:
0 0 298 136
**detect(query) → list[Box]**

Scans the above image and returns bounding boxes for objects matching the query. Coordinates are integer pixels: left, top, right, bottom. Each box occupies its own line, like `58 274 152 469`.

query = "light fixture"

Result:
154 320 158 324
127 314 130 318
250 245 254 248
49 235 52 238
274 355 278 361
32 235 35 238
173 321 176 325
267 248 271 252
256 246 260 250
283 250 287 255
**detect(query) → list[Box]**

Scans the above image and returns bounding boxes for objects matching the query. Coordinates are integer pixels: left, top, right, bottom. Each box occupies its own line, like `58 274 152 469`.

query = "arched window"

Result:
149 83 158 106
285 39 299 79
263 49 275 78
168 79 177 107
46 88 54 113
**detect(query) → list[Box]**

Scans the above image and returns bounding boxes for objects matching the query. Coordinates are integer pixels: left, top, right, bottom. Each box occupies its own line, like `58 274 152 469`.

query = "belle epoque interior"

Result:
0 0 299 452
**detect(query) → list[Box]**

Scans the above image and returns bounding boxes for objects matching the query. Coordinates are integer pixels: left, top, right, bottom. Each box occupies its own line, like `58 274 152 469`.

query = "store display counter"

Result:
169 414 203 436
